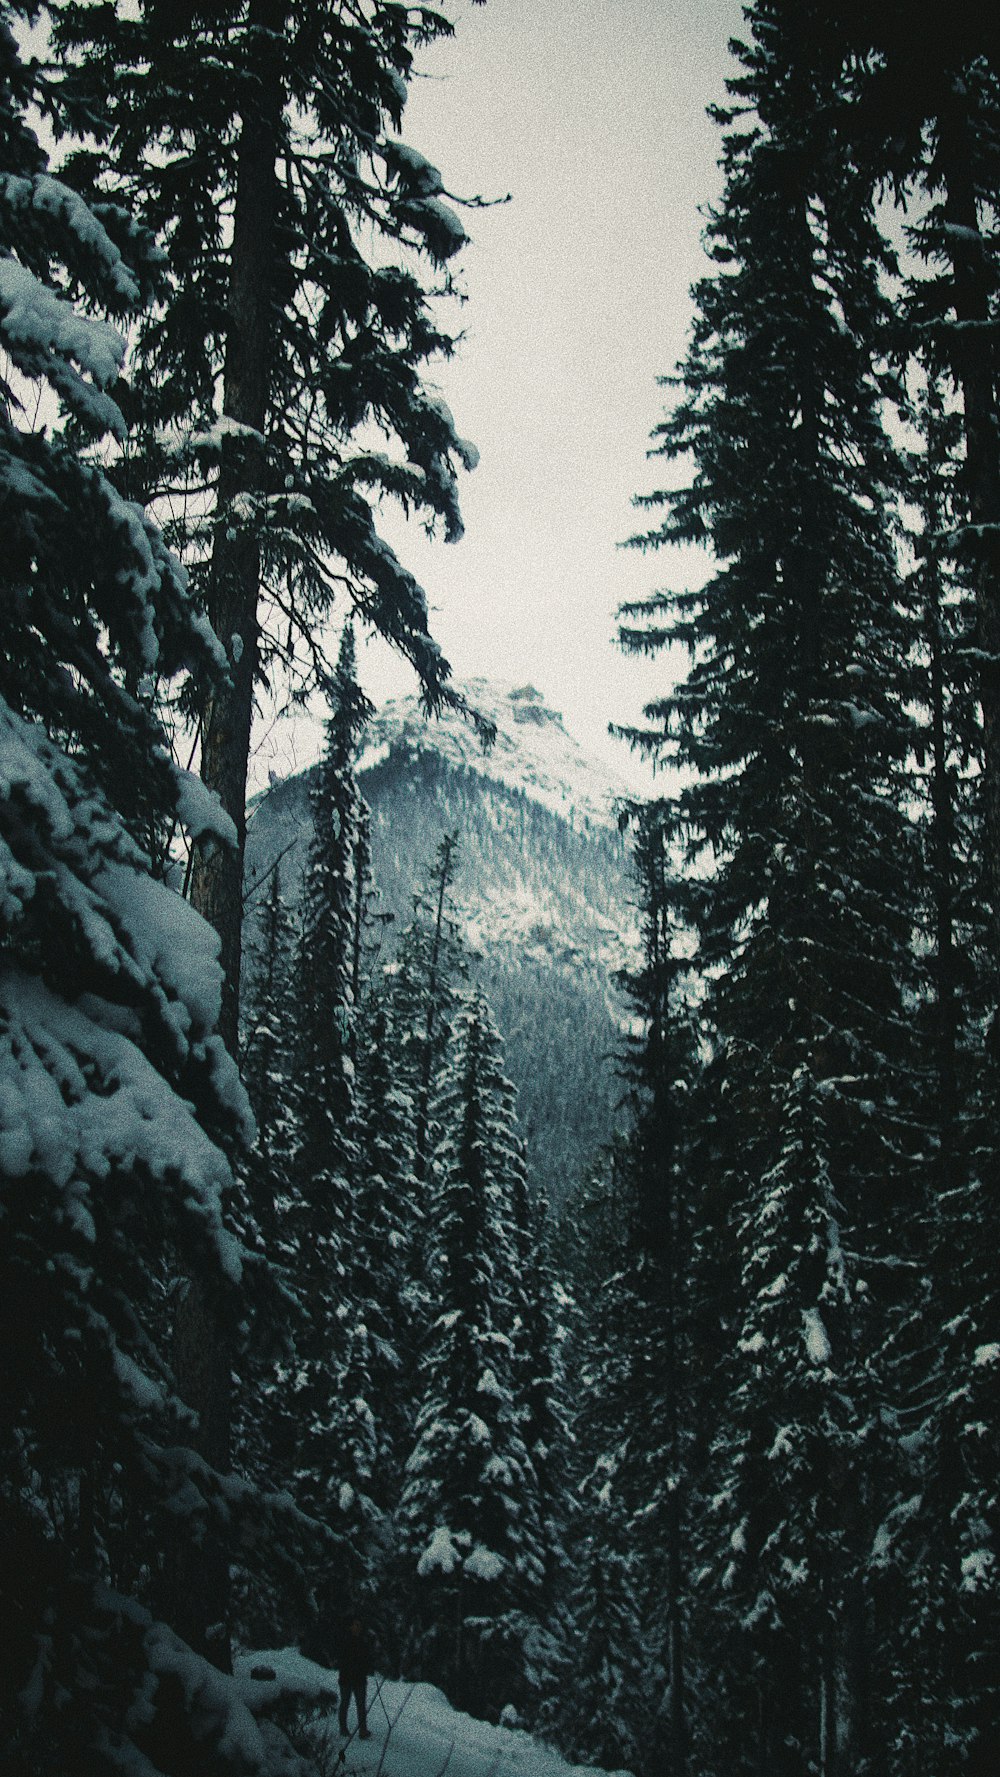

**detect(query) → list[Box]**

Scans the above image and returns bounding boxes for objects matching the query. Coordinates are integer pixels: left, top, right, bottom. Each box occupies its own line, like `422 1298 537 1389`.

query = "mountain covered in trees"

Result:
244 681 633 1206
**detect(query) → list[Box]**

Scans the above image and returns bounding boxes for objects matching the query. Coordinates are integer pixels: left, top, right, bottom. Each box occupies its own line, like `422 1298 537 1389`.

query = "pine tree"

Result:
242 866 299 1253
784 17 1000 1757
621 6 924 1767
50 0 483 1034
613 802 700 1777
387 830 467 1188
279 625 373 1577
295 624 372 1162
397 992 546 1718
707 1059 868 1776
232 866 309 1643
505 1170 568 1602
557 804 704 1776
349 1005 422 1585
565 1451 648 1777
556 1146 651 1776
48 0 486 1656
0 12 288 1768
879 399 1000 1769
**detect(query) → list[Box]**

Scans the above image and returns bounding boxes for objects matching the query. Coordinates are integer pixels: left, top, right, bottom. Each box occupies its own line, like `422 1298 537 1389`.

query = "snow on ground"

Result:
233 1648 633 1777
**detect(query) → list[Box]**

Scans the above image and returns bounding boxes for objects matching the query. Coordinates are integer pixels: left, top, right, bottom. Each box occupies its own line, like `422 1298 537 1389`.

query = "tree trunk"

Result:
190 0 286 1038
173 0 287 1667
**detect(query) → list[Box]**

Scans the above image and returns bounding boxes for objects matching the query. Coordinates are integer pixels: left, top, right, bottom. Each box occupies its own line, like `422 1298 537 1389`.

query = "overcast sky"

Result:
259 0 747 789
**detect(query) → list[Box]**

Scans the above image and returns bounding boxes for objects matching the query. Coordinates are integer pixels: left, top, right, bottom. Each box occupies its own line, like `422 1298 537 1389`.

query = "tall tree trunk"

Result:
191 0 286 1033
173 0 287 1666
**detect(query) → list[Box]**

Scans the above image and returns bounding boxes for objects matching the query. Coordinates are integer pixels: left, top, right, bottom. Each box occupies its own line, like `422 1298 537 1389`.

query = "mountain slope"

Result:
360 680 631 834
244 683 636 1203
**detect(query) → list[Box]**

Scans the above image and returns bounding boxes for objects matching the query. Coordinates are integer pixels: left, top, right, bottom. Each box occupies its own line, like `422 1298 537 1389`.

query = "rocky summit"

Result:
244 682 638 1205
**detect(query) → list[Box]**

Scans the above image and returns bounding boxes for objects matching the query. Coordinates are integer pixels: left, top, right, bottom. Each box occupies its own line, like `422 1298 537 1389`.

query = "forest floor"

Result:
234 1648 632 1777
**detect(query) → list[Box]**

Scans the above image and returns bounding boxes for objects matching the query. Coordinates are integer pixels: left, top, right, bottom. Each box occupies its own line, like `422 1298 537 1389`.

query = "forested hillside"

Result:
3 4 1000 1777
245 681 631 1205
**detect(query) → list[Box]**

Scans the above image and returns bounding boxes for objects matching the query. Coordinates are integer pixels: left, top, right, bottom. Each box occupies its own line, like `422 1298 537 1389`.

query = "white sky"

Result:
258 0 747 790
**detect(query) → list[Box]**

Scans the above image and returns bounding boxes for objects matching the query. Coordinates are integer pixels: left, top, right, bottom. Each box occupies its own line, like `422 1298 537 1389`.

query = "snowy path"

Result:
235 1651 632 1777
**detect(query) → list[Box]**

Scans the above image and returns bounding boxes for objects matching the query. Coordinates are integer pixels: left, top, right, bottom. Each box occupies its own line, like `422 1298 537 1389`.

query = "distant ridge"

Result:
245 682 636 1203
358 679 632 834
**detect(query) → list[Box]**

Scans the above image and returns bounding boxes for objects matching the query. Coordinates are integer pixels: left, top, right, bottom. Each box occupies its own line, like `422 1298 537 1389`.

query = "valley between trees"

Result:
2 5 1000 1777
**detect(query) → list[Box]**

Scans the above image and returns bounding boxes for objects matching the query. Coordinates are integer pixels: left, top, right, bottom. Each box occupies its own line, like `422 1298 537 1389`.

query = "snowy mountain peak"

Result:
506 683 562 727
358 678 630 831
246 678 635 1206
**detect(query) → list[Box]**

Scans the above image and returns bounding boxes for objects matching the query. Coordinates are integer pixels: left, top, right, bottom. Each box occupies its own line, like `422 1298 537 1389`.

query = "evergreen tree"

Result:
785 17 1000 1758
564 1451 648 1777
556 1147 651 1776
819 2 1000 1004
387 829 467 1188
903 377 985 1190
242 865 299 1253
349 1004 422 1595
0 12 289 1768
705 1058 868 1777
621 6 924 1767
397 992 546 1718
232 866 309 1643
613 803 700 1777
878 390 1000 1770
295 624 372 1162
51 0 483 1035
48 0 485 1656
559 804 703 1777
505 1170 568 1603
280 625 373 1578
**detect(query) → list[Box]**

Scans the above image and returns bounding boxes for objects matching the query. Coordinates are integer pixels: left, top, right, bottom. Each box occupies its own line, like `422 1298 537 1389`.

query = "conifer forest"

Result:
4 4 1000 1776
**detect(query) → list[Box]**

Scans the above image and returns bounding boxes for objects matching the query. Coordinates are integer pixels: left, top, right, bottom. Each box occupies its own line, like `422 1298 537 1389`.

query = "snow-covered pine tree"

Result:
555 1145 651 1776
242 866 299 1255
397 991 547 1719
704 1058 867 1777
504 1168 569 1609
556 804 704 1775
345 1000 422 1649
481 1102 569 1715
232 866 307 1644
295 624 371 1163
837 21 1000 1759
387 829 468 1188
893 50 1000 1768
48 0 487 1655
902 378 986 1197
0 12 295 1770
775 15 1000 1756
277 623 373 1583
566 1457 648 1777
621 5 924 1767
50 0 484 1037
611 801 700 1777
874 385 999 1770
